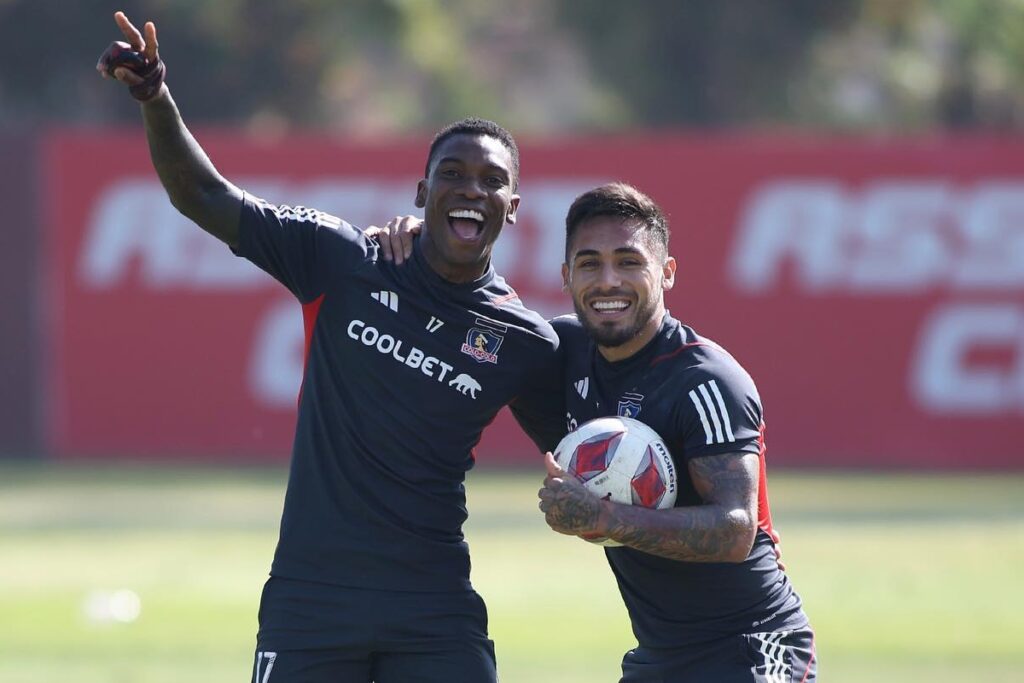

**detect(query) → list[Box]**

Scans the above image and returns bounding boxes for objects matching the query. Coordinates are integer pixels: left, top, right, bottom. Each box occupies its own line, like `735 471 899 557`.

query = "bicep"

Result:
687 451 759 512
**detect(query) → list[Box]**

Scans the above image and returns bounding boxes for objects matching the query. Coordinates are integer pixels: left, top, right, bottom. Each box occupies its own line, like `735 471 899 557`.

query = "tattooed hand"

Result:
538 452 606 536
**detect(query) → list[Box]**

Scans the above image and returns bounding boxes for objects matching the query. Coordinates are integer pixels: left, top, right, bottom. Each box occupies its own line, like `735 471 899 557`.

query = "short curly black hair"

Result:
425 117 520 189
565 183 669 261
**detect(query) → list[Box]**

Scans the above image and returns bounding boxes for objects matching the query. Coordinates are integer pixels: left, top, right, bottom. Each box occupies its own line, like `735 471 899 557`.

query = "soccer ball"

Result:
553 416 678 546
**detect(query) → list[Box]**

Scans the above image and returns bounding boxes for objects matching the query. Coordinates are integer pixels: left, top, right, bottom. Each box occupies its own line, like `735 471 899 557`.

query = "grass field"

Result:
1 463 1022 682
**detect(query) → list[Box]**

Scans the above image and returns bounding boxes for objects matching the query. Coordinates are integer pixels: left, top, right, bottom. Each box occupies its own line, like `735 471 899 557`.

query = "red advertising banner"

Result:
0 133 40 455
44 131 1024 467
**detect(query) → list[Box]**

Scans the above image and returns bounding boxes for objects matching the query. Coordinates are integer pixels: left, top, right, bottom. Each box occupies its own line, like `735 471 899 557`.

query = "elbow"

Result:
167 182 227 227
166 185 208 223
167 191 195 219
723 510 757 563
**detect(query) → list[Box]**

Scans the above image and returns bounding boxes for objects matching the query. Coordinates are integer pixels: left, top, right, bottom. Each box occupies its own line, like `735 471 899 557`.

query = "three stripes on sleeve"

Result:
688 380 736 445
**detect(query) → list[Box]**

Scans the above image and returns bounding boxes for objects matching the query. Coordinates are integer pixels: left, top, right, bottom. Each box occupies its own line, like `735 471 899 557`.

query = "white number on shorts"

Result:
254 651 277 683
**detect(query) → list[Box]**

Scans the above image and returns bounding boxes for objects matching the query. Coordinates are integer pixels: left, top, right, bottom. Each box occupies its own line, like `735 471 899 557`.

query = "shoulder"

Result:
549 313 591 354
243 194 377 256
549 313 585 340
243 194 344 230
647 320 759 401
669 327 761 410
479 278 558 349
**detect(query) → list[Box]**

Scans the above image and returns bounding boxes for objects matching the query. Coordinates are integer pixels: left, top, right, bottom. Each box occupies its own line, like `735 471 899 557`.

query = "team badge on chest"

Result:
461 319 506 364
617 392 645 418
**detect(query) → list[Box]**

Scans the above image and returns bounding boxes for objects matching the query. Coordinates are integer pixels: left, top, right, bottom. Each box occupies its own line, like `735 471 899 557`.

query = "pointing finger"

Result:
143 21 159 62
114 11 146 52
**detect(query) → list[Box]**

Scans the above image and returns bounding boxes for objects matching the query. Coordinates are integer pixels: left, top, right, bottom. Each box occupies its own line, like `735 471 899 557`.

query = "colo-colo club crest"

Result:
461 318 506 364
617 392 645 418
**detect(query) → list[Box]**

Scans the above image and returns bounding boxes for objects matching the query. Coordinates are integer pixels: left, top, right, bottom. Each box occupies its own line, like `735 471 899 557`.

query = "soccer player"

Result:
539 183 817 682
96 12 564 683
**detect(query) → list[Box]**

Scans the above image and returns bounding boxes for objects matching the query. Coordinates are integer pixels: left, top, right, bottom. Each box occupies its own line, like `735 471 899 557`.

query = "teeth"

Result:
592 301 628 311
449 209 484 222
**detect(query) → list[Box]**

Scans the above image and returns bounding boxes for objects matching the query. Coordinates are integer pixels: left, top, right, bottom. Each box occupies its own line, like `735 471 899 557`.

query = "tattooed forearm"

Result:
602 452 759 563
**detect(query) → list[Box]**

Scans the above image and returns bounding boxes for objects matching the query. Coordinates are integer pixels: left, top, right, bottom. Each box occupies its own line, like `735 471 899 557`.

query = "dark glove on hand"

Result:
97 41 166 102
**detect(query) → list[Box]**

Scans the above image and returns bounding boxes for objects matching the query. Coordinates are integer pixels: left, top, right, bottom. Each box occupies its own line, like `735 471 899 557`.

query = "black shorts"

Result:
251 577 496 683
620 627 816 683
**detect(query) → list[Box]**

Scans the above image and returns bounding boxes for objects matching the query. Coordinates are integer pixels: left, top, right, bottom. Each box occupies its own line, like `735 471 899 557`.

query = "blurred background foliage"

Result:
1 0 1023 133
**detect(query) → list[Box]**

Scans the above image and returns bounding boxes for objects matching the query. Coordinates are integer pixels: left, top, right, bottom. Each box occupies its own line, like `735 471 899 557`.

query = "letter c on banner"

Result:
911 303 1023 414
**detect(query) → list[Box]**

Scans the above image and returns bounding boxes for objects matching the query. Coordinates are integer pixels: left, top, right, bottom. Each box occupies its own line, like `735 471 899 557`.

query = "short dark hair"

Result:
565 182 669 260
425 117 520 189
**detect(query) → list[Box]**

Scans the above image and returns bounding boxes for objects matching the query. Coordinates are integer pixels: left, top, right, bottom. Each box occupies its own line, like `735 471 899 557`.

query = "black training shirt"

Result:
233 195 564 595
554 312 808 649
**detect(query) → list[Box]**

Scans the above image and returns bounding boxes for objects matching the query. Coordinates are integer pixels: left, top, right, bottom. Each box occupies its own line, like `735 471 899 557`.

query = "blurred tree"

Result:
553 0 859 128
0 0 1021 132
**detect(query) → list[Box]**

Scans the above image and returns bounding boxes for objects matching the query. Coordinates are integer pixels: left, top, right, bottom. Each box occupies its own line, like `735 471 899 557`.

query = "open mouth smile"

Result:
448 209 486 242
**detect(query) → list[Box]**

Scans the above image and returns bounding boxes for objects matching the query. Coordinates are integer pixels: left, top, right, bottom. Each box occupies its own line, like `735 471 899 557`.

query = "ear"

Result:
505 193 521 225
561 262 570 291
414 179 427 209
662 256 677 291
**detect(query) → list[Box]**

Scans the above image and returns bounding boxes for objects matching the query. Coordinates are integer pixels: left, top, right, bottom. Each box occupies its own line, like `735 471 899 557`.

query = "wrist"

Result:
129 58 167 102
139 83 170 105
592 498 616 538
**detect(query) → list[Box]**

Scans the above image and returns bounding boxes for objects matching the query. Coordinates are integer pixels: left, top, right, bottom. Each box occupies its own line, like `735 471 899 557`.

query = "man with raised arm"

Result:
97 12 563 682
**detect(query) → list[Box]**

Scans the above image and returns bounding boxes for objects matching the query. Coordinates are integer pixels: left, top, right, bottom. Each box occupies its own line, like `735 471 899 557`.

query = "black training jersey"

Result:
233 195 564 596
554 313 808 649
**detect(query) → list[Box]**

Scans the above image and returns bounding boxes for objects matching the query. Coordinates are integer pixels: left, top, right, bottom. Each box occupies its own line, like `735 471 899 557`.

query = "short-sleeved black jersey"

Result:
554 313 808 649
234 195 564 596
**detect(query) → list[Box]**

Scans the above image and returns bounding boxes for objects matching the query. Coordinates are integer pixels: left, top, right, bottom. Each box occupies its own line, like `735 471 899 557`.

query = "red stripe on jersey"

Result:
489 291 520 307
649 341 705 368
297 294 326 407
756 422 782 546
798 633 817 683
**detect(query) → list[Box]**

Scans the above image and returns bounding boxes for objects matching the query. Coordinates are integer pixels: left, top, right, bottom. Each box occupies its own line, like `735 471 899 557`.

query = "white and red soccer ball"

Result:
553 416 677 546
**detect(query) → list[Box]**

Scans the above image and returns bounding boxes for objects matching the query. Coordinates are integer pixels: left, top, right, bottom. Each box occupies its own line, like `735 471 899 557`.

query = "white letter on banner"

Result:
729 182 847 293
250 299 304 407
847 183 951 293
911 303 1024 414
953 183 1024 289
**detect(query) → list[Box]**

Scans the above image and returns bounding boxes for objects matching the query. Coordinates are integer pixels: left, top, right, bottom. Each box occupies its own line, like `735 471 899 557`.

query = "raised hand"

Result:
96 11 166 101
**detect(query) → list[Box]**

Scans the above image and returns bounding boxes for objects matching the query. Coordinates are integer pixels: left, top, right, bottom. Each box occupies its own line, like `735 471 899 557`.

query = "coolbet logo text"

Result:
347 320 455 383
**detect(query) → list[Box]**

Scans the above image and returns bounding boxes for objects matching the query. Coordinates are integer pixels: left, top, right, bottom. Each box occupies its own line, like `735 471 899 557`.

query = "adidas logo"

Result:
370 290 399 312
574 377 589 400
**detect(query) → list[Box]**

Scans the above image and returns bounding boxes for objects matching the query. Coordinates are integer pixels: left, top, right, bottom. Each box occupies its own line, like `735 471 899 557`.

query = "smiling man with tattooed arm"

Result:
542 183 817 683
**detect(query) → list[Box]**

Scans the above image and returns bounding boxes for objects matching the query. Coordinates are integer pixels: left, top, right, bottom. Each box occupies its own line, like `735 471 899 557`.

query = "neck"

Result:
596 308 665 363
420 231 489 284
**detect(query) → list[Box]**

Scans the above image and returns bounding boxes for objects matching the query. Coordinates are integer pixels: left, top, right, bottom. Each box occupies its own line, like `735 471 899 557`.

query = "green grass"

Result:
1 464 1022 682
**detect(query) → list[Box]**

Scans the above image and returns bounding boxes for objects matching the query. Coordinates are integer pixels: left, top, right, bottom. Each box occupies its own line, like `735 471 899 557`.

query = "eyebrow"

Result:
572 247 645 261
435 156 510 178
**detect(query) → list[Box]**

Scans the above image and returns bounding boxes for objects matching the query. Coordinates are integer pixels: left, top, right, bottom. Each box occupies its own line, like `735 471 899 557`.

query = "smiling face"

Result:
415 133 520 283
562 216 676 362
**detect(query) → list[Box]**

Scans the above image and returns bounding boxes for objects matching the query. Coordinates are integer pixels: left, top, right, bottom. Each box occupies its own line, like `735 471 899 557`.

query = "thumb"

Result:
544 451 566 478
